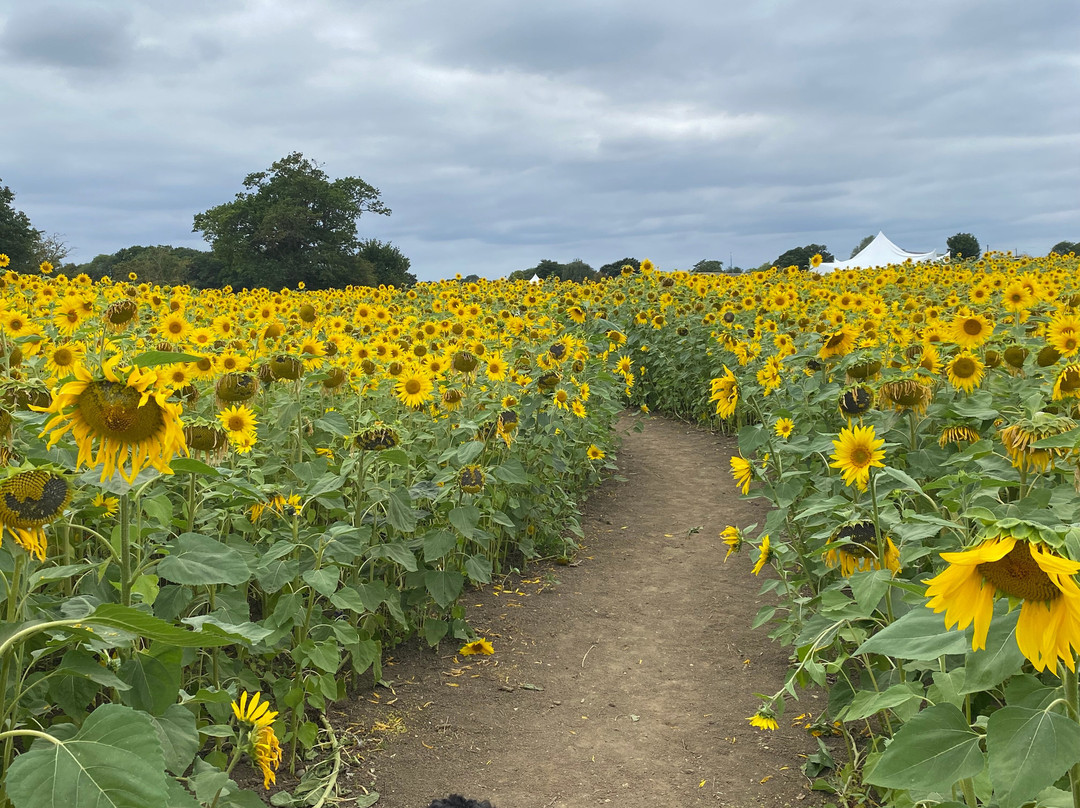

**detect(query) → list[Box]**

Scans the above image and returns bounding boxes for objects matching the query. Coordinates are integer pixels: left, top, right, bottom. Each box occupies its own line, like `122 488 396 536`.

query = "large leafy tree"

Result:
192 152 390 290
0 179 42 272
597 257 640 278
1050 240 1078 256
357 238 416 287
946 232 981 260
773 244 834 271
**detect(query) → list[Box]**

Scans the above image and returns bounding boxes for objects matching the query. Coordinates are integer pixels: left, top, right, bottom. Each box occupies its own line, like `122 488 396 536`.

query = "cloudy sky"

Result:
2 0 1077 281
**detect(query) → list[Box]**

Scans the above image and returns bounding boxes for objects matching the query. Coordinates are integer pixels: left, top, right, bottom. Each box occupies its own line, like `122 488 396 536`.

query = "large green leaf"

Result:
841 682 924 722
987 706 1080 808
425 570 464 609
132 350 204 368
855 606 971 660
85 604 238 648
865 704 983 792
385 487 419 533
5 704 169 808
118 647 182 715
157 533 251 586
368 541 417 572
449 505 480 539
961 602 1024 693
149 705 200 776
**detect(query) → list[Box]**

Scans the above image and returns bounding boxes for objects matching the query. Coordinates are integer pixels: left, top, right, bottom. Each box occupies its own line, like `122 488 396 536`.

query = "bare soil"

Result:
330 413 831 808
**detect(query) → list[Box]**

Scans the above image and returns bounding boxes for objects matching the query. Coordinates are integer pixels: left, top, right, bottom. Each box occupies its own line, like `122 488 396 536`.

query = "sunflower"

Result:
232 690 278 730
37 357 186 483
773 417 794 439
43 341 86 380
1052 364 1080 401
184 424 230 464
354 423 399 451
949 312 993 349
945 351 985 393
1001 281 1035 313
925 534 1080 671
999 414 1077 472
878 378 932 415
939 425 981 447
485 351 507 381
395 368 435 409
751 534 772 575
721 525 743 561
709 366 739 419
829 424 886 491
458 465 485 494
252 725 283 789
838 386 873 417
587 444 605 460
459 638 494 656
158 311 191 344
731 455 753 494
823 520 900 577
819 325 858 360
218 404 258 445
0 470 71 561
747 708 779 731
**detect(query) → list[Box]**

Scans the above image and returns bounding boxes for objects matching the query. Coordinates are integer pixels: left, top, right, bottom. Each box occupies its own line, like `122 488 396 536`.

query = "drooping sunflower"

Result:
1052 364 1080 401
999 413 1076 472
709 365 739 419
925 533 1080 671
829 424 886 491
458 464 485 494
939 424 982 448
838 385 874 418
823 520 900 577
37 357 186 483
878 378 933 415
751 534 772 575
730 455 753 494
0 470 72 561
945 351 985 393
747 707 779 731
721 525 743 561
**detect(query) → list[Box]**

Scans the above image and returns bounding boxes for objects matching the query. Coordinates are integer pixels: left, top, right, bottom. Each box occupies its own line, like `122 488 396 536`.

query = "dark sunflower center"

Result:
953 358 976 378
977 543 1061 602
826 334 844 349
963 319 983 336
1 472 70 525
850 447 871 466
1060 369 1080 392
53 348 73 366
405 379 422 395
78 381 165 442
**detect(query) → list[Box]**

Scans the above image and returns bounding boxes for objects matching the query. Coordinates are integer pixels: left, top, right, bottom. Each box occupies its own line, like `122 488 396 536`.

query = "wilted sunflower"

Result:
751 534 772 575
730 455 753 494
838 385 874 417
823 520 900 577
441 388 464 412
37 357 186 483
0 470 71 561
458 464 485 494
184 424 230 464
1052 364 1080 401
104 299 139 332
925 532 1080 671
878 378 932 415
999 413 1077 472
215 372 258 405
939 424 982 448
829 424 885 491
945 351 985 393
354 423 399 451
709 366 739 419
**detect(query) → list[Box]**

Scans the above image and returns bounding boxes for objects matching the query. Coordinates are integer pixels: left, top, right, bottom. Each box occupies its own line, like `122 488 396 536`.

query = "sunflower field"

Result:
2 249 1080 808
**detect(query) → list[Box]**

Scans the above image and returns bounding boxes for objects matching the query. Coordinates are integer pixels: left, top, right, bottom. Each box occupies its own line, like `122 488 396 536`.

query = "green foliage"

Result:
69 245 221 287
597 257 639 278
510 258 598 283
772 244 833 270
1050 240 1079 256
691 259 726 273
0 178 42 272
192 152 390 290
356 238 416 287
849 234 874 258
946 231 981 260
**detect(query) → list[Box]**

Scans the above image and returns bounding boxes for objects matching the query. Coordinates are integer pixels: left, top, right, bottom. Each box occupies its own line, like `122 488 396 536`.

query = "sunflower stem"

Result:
119 493 132 607
187 472 198 534
959 776 978 808
0 553 26 773
1064 663 1080 808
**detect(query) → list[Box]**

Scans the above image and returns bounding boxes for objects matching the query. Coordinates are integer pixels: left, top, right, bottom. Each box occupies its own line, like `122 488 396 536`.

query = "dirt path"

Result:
337 414 828 807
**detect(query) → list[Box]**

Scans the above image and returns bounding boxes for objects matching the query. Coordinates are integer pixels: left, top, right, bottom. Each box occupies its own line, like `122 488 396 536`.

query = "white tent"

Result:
811 231 945 274
528 274 542 284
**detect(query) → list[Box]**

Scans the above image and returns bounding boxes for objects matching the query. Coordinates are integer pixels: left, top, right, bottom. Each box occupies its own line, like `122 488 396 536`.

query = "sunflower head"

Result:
838 385 873 416
321 367 348 391
269 355 303 381
458 464 485 494
999 413 1077 471
215 372 258 404
104 299 138 332
823 520 900 576
0 470 71 529
878 378 932 415
354 423 399 451
1003 345 1029 369
452 351 478 373
846 360 882 381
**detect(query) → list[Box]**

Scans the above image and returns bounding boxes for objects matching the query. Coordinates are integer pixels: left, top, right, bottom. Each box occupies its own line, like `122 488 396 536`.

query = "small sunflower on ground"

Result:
925 529 1080 671
730 455 753 494
37 357 186 482
747 705 779 731
459 638 494 656
231 691 283 789
829 424 886 491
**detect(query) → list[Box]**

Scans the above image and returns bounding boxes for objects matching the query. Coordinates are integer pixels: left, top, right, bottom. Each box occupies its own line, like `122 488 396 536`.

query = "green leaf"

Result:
5 704 169 808
961 602 1025 693
423 530 457 563
306 473 344 499
849 569 892 613
149 704 200 776
491 458 529 484
302 566 340 597
368 541 417 572
385 487 418 533
424 619 449 647
464 554 493 584
85 604 238 647
165 777 202 808
329 587 370 615
449 505 480 539
842 683 924 722
294 639 341 674
56 649 130 690
132 350 205 368
878 466 926 497
855 606 971 660
865 704 983 792
118 647 182 715
157 533 251 586
169 457 220 476
987 706 1080 808
425 570 464 609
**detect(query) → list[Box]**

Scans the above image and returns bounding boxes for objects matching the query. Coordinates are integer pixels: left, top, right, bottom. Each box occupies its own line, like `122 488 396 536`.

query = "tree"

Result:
1050 240 1079 256
692 259 726 274
192 152 390 290
850 234 875 259
597 258 640 278
507 258 597 283
772 244 834 271
947 233 981 260
357 238 416 287
0 179 42 272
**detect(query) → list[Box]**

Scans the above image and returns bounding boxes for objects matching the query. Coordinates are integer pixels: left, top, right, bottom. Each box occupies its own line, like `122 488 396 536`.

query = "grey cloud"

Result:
0 3 135 69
